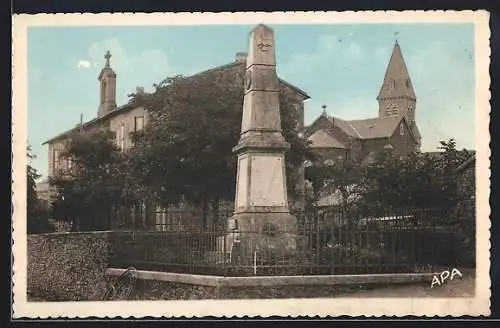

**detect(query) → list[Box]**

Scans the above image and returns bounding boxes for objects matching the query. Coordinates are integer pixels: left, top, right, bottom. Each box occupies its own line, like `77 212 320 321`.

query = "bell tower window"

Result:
387 78 395 90
100 80 107 104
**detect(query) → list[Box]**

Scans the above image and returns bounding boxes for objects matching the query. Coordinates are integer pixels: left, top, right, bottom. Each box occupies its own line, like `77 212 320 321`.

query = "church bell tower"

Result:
97 50 117 118
377 40 416 125
377 40 421 149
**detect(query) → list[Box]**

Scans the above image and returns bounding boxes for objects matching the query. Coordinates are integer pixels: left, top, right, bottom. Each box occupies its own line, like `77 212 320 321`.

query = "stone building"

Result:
43 51 309 228
305 41 421 167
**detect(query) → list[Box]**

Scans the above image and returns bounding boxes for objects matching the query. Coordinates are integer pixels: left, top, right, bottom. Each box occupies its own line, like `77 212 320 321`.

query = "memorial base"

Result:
220 211 308 276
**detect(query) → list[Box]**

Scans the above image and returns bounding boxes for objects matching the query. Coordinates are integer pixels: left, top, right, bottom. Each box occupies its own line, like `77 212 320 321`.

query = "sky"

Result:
27 23 475 180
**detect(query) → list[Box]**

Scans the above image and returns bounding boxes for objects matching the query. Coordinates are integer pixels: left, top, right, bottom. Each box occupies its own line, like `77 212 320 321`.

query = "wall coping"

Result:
105 268 437 288
28 230 120 237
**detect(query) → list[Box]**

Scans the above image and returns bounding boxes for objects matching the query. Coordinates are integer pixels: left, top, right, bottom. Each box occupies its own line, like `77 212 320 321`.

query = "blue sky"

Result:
28 23 475 179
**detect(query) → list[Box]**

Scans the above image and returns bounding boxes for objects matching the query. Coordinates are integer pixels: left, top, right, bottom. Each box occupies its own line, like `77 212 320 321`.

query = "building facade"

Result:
43 51 310 227
306 41 422 167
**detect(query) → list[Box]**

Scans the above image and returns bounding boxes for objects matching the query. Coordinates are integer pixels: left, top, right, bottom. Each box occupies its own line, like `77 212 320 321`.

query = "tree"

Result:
359 138 471 213
305 157 362 211
128 66 312 224
49 130 129 231
27 146 52 234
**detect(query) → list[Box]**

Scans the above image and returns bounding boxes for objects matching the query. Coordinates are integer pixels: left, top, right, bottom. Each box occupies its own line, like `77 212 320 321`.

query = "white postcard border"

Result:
12 10 491 318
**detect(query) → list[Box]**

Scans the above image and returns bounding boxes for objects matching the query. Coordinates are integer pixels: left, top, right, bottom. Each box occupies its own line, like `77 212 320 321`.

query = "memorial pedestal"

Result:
223 24 306 275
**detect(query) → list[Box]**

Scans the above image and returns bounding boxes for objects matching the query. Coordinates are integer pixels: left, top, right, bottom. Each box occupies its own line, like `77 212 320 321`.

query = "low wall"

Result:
105 269 437 300
27 231 122 301
27 231 438 302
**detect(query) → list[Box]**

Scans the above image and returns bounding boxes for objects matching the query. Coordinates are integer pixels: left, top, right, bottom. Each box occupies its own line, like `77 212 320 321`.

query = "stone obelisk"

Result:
226 24 300 269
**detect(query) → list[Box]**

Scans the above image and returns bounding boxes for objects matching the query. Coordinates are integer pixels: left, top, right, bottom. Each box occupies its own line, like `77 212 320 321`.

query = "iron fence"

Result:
110 206 459 276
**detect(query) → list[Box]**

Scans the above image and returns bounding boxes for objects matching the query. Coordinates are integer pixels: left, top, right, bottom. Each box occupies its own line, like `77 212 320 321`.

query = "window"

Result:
405 78 411 88
304 160 313 168
119 124 125 151
100 80 107 104
134 116 144 132
387 78 395 90
67 157 72 171
53 149 59 171
400 123 405 136
116 124 125 151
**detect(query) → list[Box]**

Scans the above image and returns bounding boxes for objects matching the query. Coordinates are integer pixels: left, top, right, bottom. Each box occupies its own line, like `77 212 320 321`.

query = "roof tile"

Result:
308 130 346 149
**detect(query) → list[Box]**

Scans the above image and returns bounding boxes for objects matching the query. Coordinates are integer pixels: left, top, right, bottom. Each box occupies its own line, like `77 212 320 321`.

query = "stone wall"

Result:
102 270 436 301
124 280 371 300
27 231 118 301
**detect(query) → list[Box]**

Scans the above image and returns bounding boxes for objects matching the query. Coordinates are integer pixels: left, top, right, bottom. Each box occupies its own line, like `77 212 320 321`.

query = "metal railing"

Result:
110 207 458 276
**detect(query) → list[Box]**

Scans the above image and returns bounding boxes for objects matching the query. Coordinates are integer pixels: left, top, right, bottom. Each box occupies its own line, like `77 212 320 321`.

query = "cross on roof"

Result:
104 50 112 67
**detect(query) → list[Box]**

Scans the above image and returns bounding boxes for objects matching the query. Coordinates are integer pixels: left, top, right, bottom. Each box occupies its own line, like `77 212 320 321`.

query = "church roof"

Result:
42 103 133 145
346 116 405 139
325 115 407 140
308 129 346 149
98 50 116 80
377 41 416 101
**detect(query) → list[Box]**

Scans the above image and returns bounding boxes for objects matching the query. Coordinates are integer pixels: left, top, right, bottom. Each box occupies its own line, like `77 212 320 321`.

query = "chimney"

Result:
235 52 248 63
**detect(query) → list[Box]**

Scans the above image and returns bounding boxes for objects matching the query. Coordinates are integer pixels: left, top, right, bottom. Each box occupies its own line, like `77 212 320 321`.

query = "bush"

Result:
28 200 54 234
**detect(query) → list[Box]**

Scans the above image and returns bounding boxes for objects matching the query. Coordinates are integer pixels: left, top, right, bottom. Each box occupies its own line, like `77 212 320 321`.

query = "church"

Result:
305 41 422 166
41 38 421 225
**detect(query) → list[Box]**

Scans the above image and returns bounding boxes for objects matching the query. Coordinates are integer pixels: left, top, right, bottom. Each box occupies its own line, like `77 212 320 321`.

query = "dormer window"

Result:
400 123 405 136
405 78 411 88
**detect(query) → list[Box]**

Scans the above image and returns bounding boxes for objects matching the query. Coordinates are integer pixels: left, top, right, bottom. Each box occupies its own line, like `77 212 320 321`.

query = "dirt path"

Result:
337 269 475 298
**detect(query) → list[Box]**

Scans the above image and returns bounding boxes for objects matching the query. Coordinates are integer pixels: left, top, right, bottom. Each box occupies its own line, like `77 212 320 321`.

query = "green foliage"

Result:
304 157 361 211
49 130 128 231
27 146 53 234
305 139 473 215
360 138 472 211
128 66 311 218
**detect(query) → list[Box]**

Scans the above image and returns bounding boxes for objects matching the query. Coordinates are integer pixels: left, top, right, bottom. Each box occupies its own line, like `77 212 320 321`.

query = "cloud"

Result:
375 45 389 57
348 42 363 57
407 41 475 151
283 33 475 152
277 34 340 85
305 96 378 125
279 34 369 83
76 60 91 69
87 38 169 76
85 38 171 102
